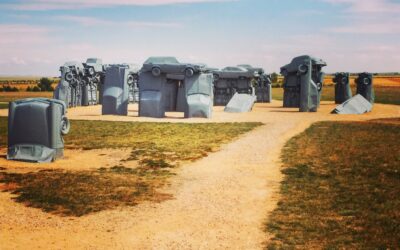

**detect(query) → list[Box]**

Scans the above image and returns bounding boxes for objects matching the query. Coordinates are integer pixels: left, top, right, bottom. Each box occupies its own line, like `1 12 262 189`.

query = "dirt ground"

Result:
1 101 399 250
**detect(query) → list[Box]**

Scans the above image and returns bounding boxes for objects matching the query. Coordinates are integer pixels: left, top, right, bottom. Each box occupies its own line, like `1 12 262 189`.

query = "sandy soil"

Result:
1 101 399 249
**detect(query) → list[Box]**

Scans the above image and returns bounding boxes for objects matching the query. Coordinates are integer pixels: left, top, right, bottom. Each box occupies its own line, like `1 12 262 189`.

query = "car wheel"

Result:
185 68 194 77
60 116 70 135
65 72 73 81
127 75 134 85
152 67 161 77
298 64 308 74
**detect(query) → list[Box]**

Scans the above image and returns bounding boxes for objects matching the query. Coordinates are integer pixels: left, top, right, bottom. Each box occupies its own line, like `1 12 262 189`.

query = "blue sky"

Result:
0 0 399 76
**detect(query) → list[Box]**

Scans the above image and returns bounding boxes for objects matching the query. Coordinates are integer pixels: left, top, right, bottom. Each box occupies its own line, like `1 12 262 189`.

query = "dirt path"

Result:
1 101 399 249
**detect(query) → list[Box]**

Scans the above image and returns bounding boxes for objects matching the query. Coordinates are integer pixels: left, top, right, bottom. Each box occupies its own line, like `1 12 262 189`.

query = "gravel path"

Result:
1 101 399 249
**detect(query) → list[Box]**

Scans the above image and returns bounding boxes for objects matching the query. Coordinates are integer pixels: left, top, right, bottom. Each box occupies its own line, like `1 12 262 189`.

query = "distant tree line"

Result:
0 85 19 92
26 77 55 92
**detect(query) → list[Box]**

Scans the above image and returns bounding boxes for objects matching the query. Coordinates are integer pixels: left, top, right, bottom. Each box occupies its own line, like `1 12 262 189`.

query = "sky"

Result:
0 0 399 76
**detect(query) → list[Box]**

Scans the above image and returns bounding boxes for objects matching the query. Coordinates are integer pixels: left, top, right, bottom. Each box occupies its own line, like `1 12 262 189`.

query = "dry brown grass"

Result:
266 119 400 249
324 76 400 87
0 92 53 102
272 84 400 105
0 166 173 217
0 118 262 216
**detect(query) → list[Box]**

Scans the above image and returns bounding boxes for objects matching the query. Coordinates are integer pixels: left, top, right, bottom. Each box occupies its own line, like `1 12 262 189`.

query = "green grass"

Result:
0 118 262 216
266 119 400 249
272 85 400 105
1 118 262 162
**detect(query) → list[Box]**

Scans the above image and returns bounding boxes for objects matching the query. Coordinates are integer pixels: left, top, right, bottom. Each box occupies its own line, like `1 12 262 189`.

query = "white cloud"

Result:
323 0 400 13
322 0 400 34
56 15 182 28
0 24 50 45
1 0 236 11
329 19 400 34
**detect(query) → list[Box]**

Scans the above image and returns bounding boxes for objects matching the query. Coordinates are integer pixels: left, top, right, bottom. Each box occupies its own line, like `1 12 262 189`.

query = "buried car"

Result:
54 61 86 108
82 58 105 106
281 55 327 112
213 66 256 112
238 64 272 103
139 56 213 118
102 64 139 116
7 98 70 162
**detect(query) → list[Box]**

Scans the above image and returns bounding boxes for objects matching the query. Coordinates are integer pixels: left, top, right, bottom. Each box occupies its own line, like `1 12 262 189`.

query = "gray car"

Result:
54 61 85 108
281 55 327 112
139 56 213 118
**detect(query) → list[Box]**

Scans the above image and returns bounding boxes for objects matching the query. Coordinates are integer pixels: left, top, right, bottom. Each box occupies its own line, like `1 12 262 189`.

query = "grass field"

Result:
0 84 398 110
0 76 58 91
0 91 53 103
0 92 53 109
0 118 262 216
0 75 398 108
276 75 400 87
266 119 400 249
0 103 8 109
272 85 400 105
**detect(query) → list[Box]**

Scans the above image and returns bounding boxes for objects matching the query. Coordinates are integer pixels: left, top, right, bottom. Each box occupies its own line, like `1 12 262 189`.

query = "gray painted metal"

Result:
102 64 138 116
281 55 327 112
128 80 140 103
7 98 69 163
54 59 106 108
331 94 372 114
82 58 104 106
127 64 140 104
213 66 255 107
213 74 235 106
238 65 272 103
254 74 272 103
355 72 375 104
54 61 85 108
333 72 352 104
224 93 257 113
139 57 213 118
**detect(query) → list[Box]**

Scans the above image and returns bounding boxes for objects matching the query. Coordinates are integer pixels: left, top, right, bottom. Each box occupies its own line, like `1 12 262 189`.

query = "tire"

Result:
317 82 322 91
65 72 73 81
185 68 194 77
88 67 95 76
213 74 219 81
60 116 70 135
363 78 370 85
127 75 134 85
298 64 308 74
152 67 161 77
